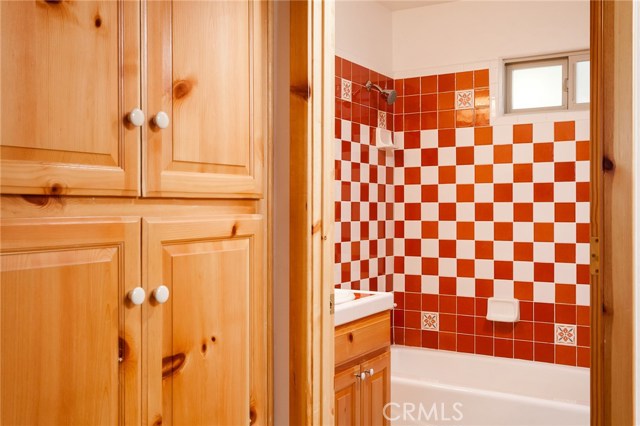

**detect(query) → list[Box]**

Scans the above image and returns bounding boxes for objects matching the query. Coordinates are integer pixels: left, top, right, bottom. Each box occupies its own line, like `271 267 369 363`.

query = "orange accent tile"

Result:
494 183 513 202
438 73 455 92
404 77 420 95
554 121 575 141
474 89 490 107
457 222 475 240
514 281 534 300
555 203 576 222
438 92 455 110
438 129 456 147
494 222 513 241
494 145 513 163
474 126 493 145
439 166 456 184
513 123 533 143
475 203 493 221
421 112 438 130
556 284 576 304
533 142 554 162
514 164 533 182
555 243 576 263
475 241 494 259
421 221 438 238
421 94 437 111
456 147 475 165
494 260 513 279
533 183 554 202
457 259 475 278
474 69 489 88
455 71 474 90
421 184 438 201
554 162 576 182
439 240 456 258
456 184 475 201
534 223 554 242
438 110 455 129
439 203 456 220
474 165 493 183
421 75 438 94
456 109 474 128
514 242 534 261
576 140 590 160
576 182 590 202
474 107 490 126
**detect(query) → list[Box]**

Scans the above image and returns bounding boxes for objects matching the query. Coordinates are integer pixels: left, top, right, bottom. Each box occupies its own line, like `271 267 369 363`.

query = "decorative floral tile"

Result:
555 324 577 346
422 312 439 331
341 78 352 102
378 111 387 129
456 90 474 110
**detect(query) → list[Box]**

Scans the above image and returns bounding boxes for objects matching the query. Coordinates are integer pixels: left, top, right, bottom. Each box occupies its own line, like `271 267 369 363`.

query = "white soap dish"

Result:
486 297 520 322
375 127 397 151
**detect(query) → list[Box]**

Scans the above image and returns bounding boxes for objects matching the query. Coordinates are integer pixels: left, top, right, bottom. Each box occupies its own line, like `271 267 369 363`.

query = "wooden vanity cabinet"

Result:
334 311 391 426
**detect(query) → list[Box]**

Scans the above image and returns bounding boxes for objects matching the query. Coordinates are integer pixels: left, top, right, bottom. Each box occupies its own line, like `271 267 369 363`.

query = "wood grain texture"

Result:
0 1 140 196
361 351 390 426
0 217 141 425
334 312 391 368
144 0 267 198
334 365 361 426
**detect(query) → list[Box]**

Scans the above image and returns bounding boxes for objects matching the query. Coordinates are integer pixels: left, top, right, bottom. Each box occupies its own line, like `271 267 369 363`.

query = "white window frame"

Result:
504 50 590 114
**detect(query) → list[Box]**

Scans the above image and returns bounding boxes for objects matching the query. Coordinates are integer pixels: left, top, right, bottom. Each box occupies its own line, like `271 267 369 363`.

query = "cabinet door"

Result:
145 1 267 198
361 351 391 426
335 365 362 426
0 218 142 425
0 1 141 196
144 216 266 425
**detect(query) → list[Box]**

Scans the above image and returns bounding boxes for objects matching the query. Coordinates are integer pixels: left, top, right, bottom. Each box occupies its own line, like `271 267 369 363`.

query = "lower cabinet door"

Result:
334 364 362 426
0 218 142 425
361 351 391 426
144 216 265 426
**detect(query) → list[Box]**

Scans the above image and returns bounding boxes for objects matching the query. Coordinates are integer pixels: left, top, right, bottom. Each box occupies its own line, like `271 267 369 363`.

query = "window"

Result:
505 51 590 114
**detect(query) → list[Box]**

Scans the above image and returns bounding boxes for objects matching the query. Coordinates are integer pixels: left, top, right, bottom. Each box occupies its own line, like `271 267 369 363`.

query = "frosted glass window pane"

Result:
511 65 564 110
575 60 590 104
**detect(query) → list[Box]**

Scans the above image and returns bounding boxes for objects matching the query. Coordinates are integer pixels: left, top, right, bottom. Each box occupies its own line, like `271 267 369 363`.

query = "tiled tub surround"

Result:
334 60 590 368
334 56 395 292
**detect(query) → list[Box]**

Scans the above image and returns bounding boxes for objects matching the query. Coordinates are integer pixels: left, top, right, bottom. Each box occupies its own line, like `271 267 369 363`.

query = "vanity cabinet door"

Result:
0 1 141 196
334 365 362 426
0 218 142 425
145 0 267 198
144 216 266 425
361 351 391 426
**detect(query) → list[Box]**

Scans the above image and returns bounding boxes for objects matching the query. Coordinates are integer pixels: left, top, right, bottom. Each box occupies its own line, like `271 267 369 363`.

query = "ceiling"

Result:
377 0 457 11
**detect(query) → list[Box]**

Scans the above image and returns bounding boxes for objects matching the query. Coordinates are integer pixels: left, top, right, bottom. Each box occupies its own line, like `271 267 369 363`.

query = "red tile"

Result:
533 143 554 162
457 222 475 240
393 327 405 345
577 347 590 368
404 113 421 131
495 323 514 339
405 328 421 347
534 262 555 282
514 164 533 182
534 302 555 322
534 183 554 202
475 336 494 356
421 184 439 201
421 75 437 94
577 306 590 326
514 321 534 340
554 121 575 141
439 332 456 351
422 221 438 238
556 304 577 324
475 296 490 314
438 110 455 129
438 129 456 147
475 203 494 221
457 333 475 353
554 162 576 182
576 140 590 160
457 259 475 277
421 94 437 111
439 240 457 258
405 292 421 310
475 165 493 183
514 242 533 261
474 126 493 145
405 203 421 220
456 184 475 202
422 330 438 349
439 166 456 184
494 260 514 279
474 69 489 88
576 182 590 202
405 131 421 148
576 223 590 243
534 323 555 343
438 92 455 110
577 326 590 347
556 345 577 366
513 124 533 143
404 77 421 95
404 95 421 113
439 295 456 313
421 148 438 166
556 284 577 304
438 73 455 92
494 145 513 163
555 203 576 222
555 243 576 263
422 257 438 275
494 184 513 202
421 112 438 130
495 339 514 358
514 203 533 222
458 296 475 315
456 109 474 128
514 281 533 300
456 146 475 165
475 317 494 336
404 167 421 184
475 241 494 259
455 71 474 90
514 340 534 360
440 313 456 332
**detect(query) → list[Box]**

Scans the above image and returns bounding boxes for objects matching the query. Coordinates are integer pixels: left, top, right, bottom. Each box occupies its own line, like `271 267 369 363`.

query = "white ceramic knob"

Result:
360 372 366 380
368 368 374 376
128 108 145 127
153 285 170 304
153 111 169 129
128 287 146 305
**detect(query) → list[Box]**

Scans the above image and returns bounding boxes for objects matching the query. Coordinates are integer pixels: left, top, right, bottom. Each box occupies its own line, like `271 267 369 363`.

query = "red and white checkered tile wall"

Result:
335 58 590 368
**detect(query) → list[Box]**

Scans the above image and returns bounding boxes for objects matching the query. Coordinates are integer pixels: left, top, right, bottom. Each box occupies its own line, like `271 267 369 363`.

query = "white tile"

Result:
438 258 457 277
533 121 554 142
421 239 439 257
493 163 514 183
455 128 475 147
420 130 438 148
394 203 405 221
493 124 513 145
576 202 590 223
513 261 534 281
576 161 590 182
394 132 405 149
533 282 555 303
438 147 456 166
334 263 341 286
360 204 369 222
421 166 438 184
576 243 590 265
555 263 577 284
334 222 342 242
554 141 576 162
394 168 405 185
393 237 405 256
404 184 421 203
475 259 494 279
369 222 377 240
532 163 555 182
404 220 421 239
421 203 438 221
350 222 360 241
439 184 456 202
350 142 361 163
555 223 577 243
360 165 370 183
533 202 555 222
554 182 577 202
439 221 456 239
513 143 534 164
513 183 534 202
457 277 476 297
421 276 439 294
513 222 534 242
393 274 405 292
494 280 515 298
475 222 494 241
341 119 352 141
405 257 422 275
533 242 555 262
493 241 514 261
350 261 360 281
576 284 590 306
494 203 514 222
475 183 494 202
474 145 494 165
456 165 475 184
340 202 351 222
575 119 590 141
456 240 475 259
403 149 422 167
456 202 475 221
360 124 370 144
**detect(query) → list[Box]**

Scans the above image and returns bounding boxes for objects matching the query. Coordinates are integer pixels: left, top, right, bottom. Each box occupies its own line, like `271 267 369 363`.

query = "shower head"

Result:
365 80 397 105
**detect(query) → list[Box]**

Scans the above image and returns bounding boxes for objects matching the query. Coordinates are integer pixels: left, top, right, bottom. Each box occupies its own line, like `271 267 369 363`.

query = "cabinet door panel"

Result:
361 351 391 426
334 365 361 426
145 1 266 198
145 216 266 425
0 218 141 425
0 1 141 196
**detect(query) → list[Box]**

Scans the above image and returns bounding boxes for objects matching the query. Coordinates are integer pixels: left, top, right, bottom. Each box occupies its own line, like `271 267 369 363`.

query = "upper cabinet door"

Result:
145 1 267 198
0 1 141 196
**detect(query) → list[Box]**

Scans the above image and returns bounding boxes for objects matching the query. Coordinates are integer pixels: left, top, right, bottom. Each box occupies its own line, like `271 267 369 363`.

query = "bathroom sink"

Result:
334 289 394 326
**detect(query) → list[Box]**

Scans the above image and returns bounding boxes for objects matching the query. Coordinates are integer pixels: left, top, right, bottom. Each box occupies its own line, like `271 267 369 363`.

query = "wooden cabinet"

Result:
0 215 266 425
334 312 391 426
0 0 267 198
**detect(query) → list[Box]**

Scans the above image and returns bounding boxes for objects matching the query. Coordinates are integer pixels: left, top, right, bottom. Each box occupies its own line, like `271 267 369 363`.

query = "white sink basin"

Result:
334 289 394 326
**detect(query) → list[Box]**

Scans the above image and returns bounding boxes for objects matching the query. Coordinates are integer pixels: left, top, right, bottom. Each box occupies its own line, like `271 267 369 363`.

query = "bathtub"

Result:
390 345 589 426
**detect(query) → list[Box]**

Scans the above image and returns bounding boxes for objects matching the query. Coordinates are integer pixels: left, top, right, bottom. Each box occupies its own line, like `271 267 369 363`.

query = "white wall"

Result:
336 0 393 76
392 0 590 77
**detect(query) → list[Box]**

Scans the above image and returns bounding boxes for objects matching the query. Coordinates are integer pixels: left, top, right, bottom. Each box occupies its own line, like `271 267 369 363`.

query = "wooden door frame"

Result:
590 1 636 424
289 0 335 424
